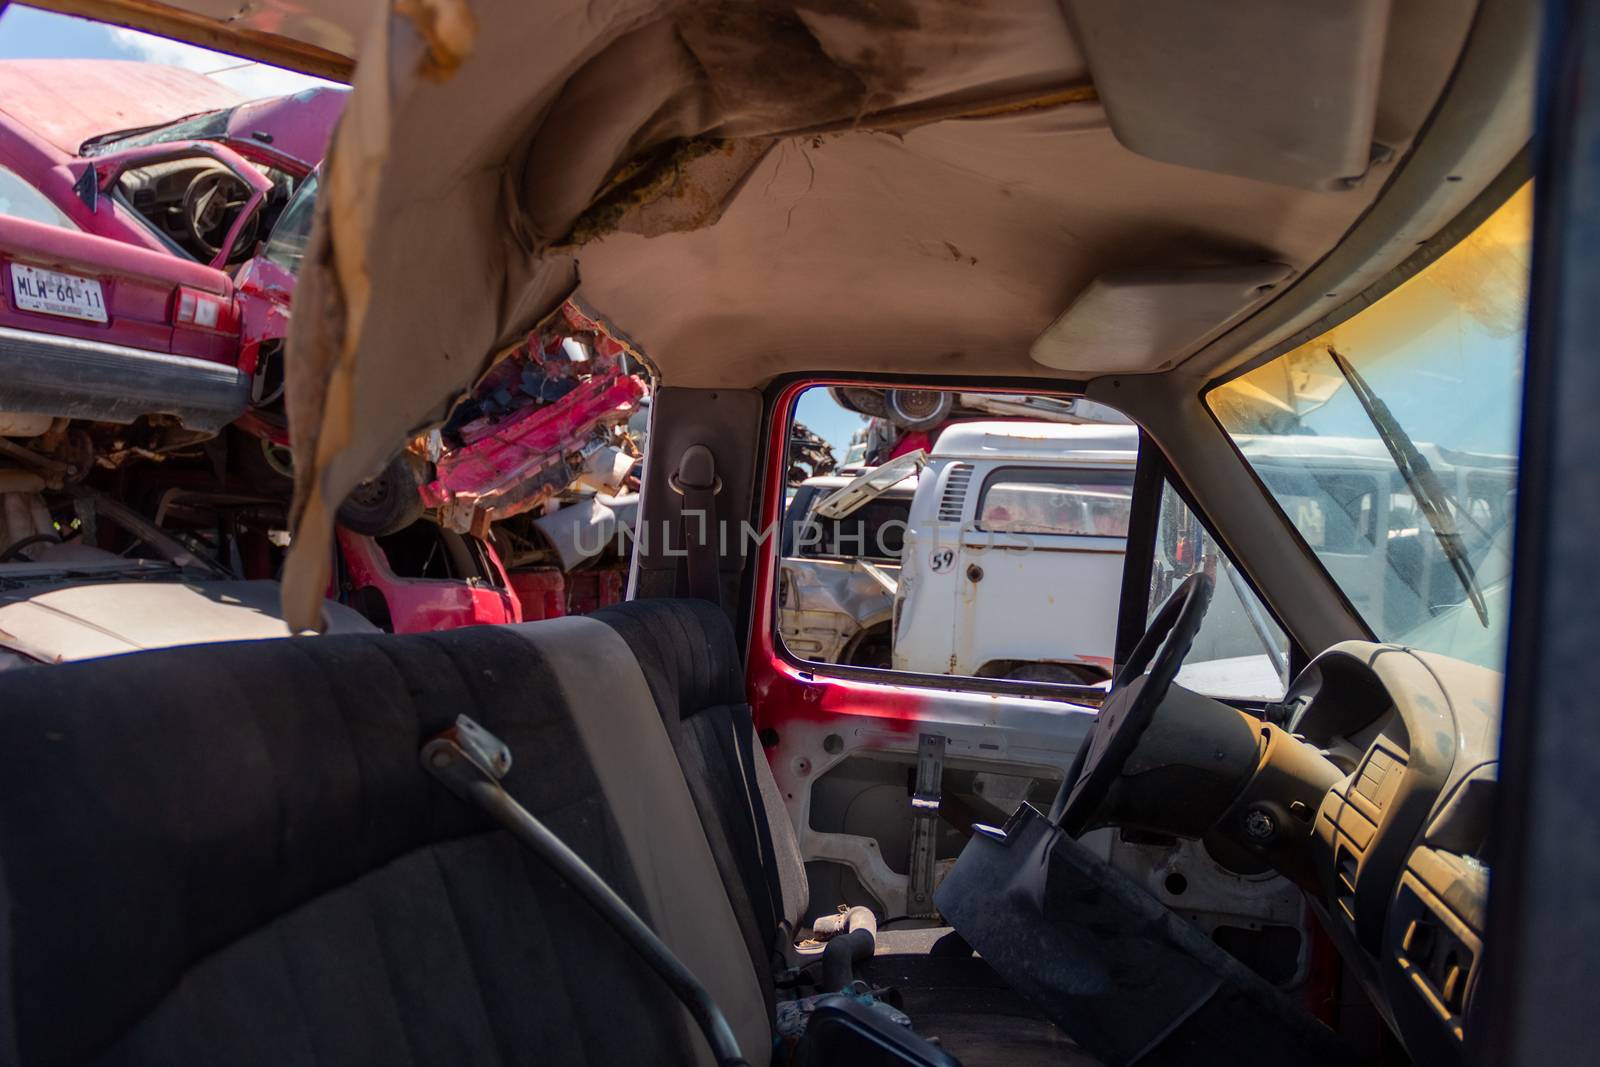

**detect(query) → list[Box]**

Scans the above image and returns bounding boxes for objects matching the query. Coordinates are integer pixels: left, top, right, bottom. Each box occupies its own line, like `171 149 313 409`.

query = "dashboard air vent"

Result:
938 464 974 523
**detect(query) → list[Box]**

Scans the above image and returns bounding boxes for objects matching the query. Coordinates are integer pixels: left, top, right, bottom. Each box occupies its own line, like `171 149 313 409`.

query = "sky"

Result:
794 389 868 457
0 4 342 98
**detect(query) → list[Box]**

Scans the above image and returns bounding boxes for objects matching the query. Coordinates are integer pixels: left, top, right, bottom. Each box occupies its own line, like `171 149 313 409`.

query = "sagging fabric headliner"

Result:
47 1 1482 628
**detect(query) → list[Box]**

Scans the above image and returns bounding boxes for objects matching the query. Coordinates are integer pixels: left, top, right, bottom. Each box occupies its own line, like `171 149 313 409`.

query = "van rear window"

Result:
975 467 1133 537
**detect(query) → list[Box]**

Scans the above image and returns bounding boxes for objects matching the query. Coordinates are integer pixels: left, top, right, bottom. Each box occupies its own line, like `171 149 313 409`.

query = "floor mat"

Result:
863 931 1103 1067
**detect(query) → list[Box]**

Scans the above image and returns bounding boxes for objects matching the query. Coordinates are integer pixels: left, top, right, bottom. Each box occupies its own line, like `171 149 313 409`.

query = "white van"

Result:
893 422 1139 683
1234 434 1516 640
885 424 1512 692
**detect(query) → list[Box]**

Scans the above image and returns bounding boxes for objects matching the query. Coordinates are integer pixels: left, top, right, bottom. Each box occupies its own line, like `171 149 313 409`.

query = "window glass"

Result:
1254 470 1380 553
0 165 76 229
797 496 911 561
1151 481 1290 701
977 468 1133 537
80 106 232 155
261 169 318 273
1209 183 1529 670
778 384 1138 681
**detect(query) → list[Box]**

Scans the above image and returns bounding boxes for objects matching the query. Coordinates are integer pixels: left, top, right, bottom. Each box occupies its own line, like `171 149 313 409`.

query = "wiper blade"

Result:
1327 347 1488 627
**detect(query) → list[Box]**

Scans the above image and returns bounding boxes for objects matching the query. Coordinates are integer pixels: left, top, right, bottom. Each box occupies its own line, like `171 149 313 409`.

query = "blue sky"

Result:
794 389 868 456
0 4 340 98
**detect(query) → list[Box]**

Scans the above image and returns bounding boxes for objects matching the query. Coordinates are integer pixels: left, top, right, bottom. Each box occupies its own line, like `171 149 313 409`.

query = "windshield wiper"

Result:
1327 347 1488 628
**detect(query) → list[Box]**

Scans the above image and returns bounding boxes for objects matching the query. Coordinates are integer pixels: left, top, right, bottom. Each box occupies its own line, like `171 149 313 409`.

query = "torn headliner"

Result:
572 105 1395 388
87 0 1500 628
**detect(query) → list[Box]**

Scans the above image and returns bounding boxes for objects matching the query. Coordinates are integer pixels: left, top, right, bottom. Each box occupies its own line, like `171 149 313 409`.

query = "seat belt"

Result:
907 732 946 918
672 444 722 604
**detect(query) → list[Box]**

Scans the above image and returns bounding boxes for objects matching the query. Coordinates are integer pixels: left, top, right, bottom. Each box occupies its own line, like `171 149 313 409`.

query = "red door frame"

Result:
743 378 1100 916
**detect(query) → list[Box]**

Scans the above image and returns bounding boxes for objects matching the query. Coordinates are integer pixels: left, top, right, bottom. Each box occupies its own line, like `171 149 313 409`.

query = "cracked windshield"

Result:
1209 183 1532 670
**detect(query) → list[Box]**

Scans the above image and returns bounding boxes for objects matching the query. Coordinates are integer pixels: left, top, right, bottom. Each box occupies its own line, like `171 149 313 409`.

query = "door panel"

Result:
752 382 1101 922
747 647 1093 921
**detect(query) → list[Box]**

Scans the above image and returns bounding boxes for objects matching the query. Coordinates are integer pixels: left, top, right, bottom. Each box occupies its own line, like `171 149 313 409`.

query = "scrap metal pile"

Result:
423 302 649 535
0 64 654 643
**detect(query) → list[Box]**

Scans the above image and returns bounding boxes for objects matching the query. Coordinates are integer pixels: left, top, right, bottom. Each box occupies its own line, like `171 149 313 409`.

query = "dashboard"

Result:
1286 641 1501 1064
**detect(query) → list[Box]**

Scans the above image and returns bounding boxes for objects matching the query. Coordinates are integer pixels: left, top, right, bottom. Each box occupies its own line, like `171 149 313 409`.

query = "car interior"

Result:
109 157 271 263
2 0 1589 1064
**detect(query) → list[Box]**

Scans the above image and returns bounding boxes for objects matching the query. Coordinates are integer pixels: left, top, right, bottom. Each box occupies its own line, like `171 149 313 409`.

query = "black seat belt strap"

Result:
730 703 787 945
672 444 722 604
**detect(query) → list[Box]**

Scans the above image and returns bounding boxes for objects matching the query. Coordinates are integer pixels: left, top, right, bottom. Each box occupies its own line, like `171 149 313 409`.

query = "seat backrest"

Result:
592 599 810 950
0 616 768 1066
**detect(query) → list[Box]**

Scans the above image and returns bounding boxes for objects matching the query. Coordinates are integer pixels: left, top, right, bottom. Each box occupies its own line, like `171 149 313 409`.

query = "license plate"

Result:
10 264 107 323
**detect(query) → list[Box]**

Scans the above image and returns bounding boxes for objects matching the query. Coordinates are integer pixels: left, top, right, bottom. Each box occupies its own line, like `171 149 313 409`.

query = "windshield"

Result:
1208 182 1531 670
80 107 233 155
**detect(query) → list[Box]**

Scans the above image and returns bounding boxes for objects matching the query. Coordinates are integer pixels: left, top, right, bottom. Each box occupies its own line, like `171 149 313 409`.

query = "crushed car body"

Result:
422 307 649 532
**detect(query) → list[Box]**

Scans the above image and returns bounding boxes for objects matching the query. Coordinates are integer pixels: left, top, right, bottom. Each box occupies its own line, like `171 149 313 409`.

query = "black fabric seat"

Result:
0 597 1076 1066
592 599 795 1015
591 600 1087 1067
0 624 717 1066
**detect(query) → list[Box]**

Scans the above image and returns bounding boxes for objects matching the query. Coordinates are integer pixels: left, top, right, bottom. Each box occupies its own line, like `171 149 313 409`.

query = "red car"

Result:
0 211 246 435
1 62 346 436
335 525 520 634
0 60 242 251
2 71 633 633
0 71 515 635
0 60 343 267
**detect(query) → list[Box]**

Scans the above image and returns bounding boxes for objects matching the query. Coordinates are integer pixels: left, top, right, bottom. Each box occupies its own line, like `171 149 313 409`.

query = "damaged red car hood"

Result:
0 59 242 157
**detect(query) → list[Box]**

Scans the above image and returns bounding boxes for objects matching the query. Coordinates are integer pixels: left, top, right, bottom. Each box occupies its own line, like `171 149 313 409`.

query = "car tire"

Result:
337 453 427 537
843 625 894 669
829 387 889 419
886 388 954 432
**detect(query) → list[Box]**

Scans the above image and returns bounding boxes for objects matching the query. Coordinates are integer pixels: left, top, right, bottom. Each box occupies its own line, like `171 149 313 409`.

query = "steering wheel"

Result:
0 533 63 563
183 169 257 261
1050 572 1215 836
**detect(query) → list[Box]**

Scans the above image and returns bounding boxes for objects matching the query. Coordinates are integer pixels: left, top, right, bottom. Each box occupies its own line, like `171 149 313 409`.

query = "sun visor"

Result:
1061 0 1390 189
1031 264 1293 373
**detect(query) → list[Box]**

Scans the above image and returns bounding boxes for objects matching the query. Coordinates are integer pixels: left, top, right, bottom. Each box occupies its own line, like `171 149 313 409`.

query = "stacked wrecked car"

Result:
0 63 653 660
